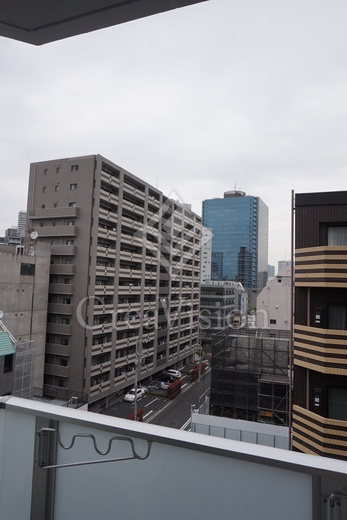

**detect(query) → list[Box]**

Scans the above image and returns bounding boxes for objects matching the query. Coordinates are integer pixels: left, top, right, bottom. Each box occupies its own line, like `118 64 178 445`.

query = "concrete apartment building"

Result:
293 191 347 460
256 264 291 331
26 155 201 408
0 243 50 395
200 281 248 343
200 226 212 283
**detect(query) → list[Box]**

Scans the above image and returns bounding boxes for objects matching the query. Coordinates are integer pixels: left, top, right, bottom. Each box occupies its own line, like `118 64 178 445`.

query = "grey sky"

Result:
1 0 347 267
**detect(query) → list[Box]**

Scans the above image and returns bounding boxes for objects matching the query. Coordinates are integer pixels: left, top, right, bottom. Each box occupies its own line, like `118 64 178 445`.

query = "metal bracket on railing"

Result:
324 491 347 520
36 427 152 470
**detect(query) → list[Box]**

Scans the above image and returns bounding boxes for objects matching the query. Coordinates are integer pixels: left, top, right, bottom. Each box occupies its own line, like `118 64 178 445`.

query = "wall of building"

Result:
256 265 291 330
0 244 50 395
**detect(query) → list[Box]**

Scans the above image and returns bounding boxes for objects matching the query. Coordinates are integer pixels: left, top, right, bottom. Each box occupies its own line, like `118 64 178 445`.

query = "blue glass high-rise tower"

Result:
202 190 268 304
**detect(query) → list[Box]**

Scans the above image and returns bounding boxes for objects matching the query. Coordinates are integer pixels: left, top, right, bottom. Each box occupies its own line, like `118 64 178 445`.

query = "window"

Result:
69 202 76 207
54 203 57 208
43 168 48 175
328 387 347 420
61 338 69 346
62 318 70 325
270 319 277 325
40 222 44 227
56 166 60 173
20 263 35 276
51 240 55 245
42 204 45 209
71 165 79 172
64 278 70 284
328 227 347 246
328 304 347 330
60 358 68 367
65 258 73 264
4 355 14 373
42 186 46 193
63 298 71 304
52 222 55 227
67 221 75 226
66 240 74 246
70 183 77 190
55 185 59 192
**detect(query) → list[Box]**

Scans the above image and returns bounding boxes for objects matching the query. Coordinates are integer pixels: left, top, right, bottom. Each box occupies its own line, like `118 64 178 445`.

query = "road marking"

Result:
146 398 158 407
143 410 153 420
182 383 187 389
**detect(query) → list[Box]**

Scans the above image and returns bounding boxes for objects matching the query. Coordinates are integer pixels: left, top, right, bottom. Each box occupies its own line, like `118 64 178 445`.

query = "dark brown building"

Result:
293 191 347 459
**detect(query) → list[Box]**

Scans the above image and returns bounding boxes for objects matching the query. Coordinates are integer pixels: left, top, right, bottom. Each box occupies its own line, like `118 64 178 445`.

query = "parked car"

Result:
166 369 182 379
123 387 146 403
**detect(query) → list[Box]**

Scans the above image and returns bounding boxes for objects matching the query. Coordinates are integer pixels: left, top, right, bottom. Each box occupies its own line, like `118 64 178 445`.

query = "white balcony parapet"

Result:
1 396 347 520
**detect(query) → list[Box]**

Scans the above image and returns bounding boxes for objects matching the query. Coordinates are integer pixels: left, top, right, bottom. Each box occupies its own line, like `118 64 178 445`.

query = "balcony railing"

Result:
3 397 347 519
295 245 347 287
294 324 347 374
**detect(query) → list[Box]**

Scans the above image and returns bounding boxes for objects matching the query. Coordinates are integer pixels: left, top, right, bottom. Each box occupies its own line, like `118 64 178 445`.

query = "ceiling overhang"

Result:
0 0 208 46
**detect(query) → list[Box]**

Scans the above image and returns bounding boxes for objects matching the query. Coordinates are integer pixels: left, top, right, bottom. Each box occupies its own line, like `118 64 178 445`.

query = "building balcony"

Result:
29 206 79 219
122 215 143 231
49 264 76 276
51 245 77 256
95 265 116 277
90 361 112 376
45 343 71 357
97 245 116 259
47 303 73 315
100 188 119 206
35 225 78 238
46 323 72 335
293 404 347 459
92 341 112 356
99 207 118 224
94 285 115 296
92 324 113 336
93 303 115 316
118 285 142 296
294 324 347 374
98 226 117 241
44 363 69 378
49 283 75 295
3 396 347 519
122 198 145 217
90 380 111 397
123 184 146 202
118 267 142 278
101 170 120 189
295 245 347 287
119 250 143 263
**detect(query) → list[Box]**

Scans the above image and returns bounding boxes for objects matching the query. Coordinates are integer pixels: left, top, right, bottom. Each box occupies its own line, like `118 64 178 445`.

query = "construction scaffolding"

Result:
210 328 291 426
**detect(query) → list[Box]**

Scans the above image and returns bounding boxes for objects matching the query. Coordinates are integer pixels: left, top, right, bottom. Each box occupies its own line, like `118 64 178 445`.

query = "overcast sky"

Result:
1 0 347 267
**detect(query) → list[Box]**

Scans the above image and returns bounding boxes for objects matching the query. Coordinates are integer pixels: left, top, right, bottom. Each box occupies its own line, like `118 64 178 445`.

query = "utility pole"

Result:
134 338 148 422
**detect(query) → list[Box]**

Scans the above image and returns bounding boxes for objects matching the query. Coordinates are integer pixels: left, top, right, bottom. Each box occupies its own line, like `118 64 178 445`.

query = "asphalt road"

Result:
101 370 211 430
148 371 211 429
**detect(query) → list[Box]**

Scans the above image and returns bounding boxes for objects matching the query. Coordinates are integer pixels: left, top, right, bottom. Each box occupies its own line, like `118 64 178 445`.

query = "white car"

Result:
166 369 182 379
123 387 146 403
